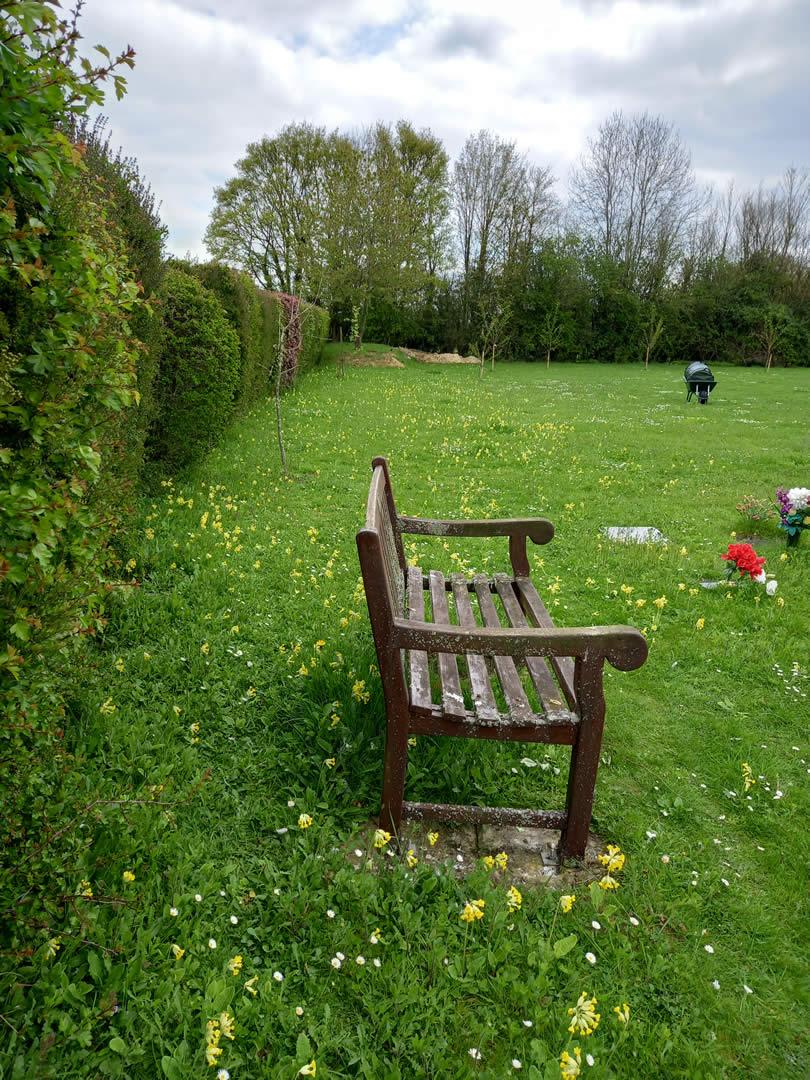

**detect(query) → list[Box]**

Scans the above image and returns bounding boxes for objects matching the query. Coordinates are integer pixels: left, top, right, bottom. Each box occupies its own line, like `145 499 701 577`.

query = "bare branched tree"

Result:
735 167 810 268
570 111 701 295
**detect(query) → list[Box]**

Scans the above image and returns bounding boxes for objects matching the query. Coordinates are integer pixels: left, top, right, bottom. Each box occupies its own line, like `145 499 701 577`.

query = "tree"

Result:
205 123 334 296
570 111 701 296
641 308 664 369
757 304 789 370
539 304 564 369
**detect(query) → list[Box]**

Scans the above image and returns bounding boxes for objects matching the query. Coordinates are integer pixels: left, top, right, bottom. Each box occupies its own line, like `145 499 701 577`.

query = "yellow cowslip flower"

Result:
689 588 699 597
227 955 243 974
145 528 155 540
324 757 336 769
407 737 417 747
568 991 600 1036
507 885 522 912
427 831 439 846
122 870 135 883
80 879 93 898
171 944 185 960
205 1043 223 1066
635 598 646 608
406 849 418 868
680 546 688 556
614 1003 630 1023
483 855 495 870
298 813 313 829
560 894 576 913
114 658 124 673
173 705 182 716
201 642 210 655
219 1012 235 1041
352 679 367 702
585 577 595 585
742 763 756 792
244 975 258 996
494 851 508 870
46 937 62 958
598 845 625 874
329 714 340 727
780 552 788 562
231 625 239 634
373 829 391 849
653 595 667 610
696 618 705 630
125 558 137 572
205 1019 220 1047
560 1046 582 1078
598 874 620 891
298 1062 317 1076
460 898 485 923
678 583 686 591
777 597 785 607
143 652 151 660
99 698 116 715
620 584 633 594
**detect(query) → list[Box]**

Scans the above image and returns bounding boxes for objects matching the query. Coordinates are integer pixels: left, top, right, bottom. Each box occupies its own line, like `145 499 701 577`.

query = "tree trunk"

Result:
546 346 551 370
275 322 288 476
645 344 651 370
491 343 496 372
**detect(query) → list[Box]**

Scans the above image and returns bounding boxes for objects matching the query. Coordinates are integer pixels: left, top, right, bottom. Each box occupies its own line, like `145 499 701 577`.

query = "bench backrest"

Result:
359 458 406 620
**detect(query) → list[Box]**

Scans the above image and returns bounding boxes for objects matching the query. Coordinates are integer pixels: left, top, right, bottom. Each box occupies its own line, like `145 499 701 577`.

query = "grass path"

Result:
7 361 809 1079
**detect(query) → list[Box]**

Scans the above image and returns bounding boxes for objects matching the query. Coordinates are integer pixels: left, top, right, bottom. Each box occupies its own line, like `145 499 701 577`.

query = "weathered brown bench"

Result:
356 457 648 861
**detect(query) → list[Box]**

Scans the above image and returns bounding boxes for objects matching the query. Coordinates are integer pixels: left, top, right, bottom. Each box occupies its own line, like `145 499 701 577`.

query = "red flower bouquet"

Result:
721 542 766 582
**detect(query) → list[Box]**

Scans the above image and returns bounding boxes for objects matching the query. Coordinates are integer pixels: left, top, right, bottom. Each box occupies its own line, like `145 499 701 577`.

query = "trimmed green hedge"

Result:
300 300 329 370
148 268 241 468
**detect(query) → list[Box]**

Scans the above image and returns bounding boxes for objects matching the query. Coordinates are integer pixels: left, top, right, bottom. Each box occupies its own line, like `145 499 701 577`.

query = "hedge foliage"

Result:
148 267 241 468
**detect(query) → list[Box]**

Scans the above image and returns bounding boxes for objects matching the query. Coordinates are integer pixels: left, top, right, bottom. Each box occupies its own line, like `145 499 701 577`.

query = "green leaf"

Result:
296 1032 312 1061
160 1058 182 1080
109 1037 126 1054
589 880 604 911
552 933 577 958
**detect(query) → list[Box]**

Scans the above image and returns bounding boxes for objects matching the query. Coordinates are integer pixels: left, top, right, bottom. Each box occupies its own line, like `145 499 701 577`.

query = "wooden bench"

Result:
356 457 648 861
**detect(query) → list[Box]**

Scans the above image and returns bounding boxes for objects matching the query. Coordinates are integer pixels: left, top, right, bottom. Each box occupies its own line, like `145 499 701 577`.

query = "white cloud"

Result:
77 0 810 257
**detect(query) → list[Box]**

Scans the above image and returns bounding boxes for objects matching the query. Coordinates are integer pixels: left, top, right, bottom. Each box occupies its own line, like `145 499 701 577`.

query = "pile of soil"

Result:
335 352 404 367
400 348 478 364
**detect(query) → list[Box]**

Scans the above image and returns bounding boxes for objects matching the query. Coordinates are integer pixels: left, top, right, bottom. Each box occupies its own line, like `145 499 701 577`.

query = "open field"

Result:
6 360 808 1079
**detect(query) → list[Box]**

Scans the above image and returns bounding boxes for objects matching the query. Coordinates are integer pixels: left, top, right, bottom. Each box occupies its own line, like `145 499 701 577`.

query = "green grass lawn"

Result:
6 359 809 1079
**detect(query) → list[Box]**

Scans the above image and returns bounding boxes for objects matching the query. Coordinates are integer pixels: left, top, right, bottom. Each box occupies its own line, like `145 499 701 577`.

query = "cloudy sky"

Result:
77 0 810 259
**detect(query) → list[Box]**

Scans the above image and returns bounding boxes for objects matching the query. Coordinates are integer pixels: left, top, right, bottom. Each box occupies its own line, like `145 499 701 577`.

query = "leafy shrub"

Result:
148 268 240 467
174 260 268 405
300 299 329 370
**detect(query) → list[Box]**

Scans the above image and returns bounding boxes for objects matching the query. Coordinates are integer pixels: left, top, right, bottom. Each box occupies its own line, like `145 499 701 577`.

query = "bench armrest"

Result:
392 617 648 673
397 515 554 576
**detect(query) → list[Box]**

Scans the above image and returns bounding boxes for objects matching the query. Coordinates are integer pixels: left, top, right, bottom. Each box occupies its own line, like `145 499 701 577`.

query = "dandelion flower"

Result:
122 870 135 883
373 829 391 848
560 1046 582 1078
568 992 600 1036
208 938 217 949
613 1003 630 1023
585 952 596 965
560 894 576 913
298 813 313 829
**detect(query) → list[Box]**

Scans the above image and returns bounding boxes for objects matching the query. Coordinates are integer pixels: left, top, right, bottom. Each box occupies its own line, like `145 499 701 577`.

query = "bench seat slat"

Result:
450 573 500 722
407 565 431 710
428 570 467 719
472 574 533 724
513 577 577 709
492 574 573 720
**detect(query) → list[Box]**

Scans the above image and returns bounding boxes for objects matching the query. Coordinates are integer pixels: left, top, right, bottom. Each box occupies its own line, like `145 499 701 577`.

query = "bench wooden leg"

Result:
560 657 606 861
379 711 409 835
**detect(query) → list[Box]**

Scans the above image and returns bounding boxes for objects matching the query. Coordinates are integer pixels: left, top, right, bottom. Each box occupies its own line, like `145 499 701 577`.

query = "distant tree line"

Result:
207 115 810 367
